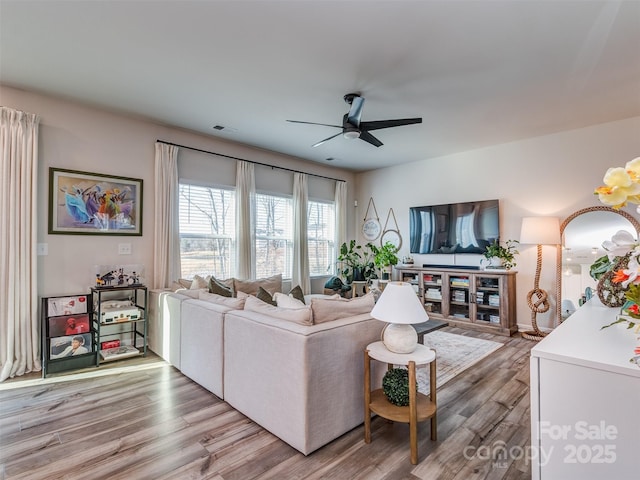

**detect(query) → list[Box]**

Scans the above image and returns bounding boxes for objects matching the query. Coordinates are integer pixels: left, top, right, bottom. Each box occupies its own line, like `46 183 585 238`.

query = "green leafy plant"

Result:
370 242 399 279
483 239 519 269
335 240 377 283
589 255 613 281
382 368 417 406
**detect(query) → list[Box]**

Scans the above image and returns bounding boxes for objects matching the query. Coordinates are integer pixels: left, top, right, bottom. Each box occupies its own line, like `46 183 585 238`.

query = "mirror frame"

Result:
556 206 640 325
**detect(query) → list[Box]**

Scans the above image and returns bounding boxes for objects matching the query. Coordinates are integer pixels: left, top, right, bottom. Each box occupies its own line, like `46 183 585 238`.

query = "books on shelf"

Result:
100 345 139 361
452 290 466 302
450 277 469 287
488 294 500 306
425 288 442 300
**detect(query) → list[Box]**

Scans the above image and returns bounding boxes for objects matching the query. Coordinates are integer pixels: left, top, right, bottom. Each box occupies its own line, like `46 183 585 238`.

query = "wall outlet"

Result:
37 243 48 256
118 243 132 255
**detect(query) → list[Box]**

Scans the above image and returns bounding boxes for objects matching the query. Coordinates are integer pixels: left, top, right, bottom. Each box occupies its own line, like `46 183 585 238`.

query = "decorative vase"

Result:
481 257 504 270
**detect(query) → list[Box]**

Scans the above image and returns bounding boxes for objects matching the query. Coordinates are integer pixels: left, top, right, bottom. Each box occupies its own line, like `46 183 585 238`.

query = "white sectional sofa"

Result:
149 283 385 455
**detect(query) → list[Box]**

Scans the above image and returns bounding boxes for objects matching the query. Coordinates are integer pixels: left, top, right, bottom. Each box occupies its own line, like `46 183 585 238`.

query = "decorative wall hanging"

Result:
48 168 143 235
380 208 402 249
362 197 381 241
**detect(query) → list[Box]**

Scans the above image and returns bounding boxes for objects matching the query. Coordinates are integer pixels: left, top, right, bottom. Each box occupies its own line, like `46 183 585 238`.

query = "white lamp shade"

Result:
371 281 429 325
520 217 561 245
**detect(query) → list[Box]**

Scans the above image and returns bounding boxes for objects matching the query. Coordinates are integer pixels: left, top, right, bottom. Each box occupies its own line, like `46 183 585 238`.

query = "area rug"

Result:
415 331 503 393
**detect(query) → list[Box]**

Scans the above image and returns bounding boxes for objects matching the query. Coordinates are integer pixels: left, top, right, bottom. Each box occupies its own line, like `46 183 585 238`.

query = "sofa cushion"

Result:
257 286 277 306
209 276 234 297
289 285 305 304
234 274 282 296
311 292 376 324
274 291 306 309
199 290 247 309
172 278 193 291
190 274 210 290
244 295 312 326
177 288 207 299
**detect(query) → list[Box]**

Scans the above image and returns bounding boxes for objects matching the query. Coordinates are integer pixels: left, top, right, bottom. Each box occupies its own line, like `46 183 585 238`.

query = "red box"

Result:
101 339 120 350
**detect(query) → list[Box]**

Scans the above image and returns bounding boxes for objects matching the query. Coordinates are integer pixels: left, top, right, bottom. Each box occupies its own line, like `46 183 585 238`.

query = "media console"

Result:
421 264 480 270
395 265 517 336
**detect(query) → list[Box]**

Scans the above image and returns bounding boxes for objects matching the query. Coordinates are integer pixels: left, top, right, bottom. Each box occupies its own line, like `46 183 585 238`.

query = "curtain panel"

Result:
0 107 40 381
236 161 256 279
153 142 180 289
292 172 310 293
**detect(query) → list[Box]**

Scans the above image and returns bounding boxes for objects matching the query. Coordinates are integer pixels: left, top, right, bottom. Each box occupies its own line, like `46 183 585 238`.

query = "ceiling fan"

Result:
286 93 422 148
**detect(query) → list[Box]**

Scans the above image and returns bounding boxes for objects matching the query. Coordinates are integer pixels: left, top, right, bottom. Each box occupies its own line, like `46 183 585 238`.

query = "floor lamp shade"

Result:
520 217 561 245
371 282 429 353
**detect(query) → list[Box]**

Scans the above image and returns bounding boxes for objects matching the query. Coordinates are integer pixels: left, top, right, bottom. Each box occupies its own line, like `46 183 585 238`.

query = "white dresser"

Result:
530 298 640 480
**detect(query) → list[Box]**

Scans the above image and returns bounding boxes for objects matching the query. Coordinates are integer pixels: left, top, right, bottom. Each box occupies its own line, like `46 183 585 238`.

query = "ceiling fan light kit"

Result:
287 93 422 148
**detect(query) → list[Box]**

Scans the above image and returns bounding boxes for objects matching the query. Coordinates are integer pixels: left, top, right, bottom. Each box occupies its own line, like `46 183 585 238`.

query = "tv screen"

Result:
409 200 499 254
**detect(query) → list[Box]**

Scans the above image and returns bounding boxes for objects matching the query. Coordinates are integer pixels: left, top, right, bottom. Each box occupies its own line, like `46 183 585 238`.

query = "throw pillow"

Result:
244 295 312 326
190 274 210 290
289 285 306 305
209 276 234 297
311 292 375 324
179 288 207 299
256 286 277 306
234 274 282 296
199 291 246 309
274 291 306 309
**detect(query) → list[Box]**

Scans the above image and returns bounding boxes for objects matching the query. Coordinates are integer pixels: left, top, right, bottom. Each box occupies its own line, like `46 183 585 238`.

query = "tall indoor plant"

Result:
336 240 376 283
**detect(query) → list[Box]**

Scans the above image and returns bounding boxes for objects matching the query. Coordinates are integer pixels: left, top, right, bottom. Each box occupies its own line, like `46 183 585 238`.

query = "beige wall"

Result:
1 85 357 296
355 115 640 331
4 84 640 331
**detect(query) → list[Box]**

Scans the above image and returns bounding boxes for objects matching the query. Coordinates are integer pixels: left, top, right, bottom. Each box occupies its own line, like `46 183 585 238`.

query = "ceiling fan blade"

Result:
359 130 383 148
312 132 343 148
359 118 422 131
346 96 364 127
286 120 343 129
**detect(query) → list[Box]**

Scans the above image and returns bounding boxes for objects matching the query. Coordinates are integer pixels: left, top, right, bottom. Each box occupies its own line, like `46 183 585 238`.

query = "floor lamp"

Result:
519 217 561 341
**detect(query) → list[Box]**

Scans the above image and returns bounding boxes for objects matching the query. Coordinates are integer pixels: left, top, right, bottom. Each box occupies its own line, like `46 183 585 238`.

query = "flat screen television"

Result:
409 199 499 254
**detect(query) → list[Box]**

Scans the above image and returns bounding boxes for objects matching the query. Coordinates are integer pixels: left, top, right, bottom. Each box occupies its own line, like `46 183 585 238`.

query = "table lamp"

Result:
519 216 561 341
371 281 429 353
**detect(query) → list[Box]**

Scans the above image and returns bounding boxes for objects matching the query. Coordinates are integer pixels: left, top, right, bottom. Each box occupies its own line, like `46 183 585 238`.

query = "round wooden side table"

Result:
364 341 437 465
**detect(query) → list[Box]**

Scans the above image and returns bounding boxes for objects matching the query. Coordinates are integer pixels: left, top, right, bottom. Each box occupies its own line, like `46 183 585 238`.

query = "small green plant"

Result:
382 368 417 406
370 242 399 280
483 239 519 269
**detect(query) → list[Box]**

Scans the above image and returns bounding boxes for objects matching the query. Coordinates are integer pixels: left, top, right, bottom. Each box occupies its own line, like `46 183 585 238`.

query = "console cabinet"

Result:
394 266 517 336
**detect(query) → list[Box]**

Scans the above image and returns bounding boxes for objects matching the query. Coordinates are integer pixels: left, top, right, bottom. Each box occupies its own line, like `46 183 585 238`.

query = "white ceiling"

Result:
2 0 639 172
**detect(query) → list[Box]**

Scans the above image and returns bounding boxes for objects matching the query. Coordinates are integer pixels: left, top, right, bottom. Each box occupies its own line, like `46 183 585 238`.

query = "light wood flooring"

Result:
0 327 535 480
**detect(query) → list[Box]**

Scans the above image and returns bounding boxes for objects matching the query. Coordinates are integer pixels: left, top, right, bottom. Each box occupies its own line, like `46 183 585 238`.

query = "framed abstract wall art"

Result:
48 168 143 235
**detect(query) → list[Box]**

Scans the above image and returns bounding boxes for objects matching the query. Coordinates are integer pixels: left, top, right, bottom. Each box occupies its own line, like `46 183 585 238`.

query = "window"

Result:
179 183 235 279
308 200 335 276
255 193 292 278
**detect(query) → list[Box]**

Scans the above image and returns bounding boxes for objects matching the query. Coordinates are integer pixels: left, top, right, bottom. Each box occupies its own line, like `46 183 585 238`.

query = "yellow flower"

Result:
595 165 640 208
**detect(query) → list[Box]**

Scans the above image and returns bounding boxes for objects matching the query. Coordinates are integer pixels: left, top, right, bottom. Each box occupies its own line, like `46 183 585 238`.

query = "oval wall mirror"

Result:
556 206 640 325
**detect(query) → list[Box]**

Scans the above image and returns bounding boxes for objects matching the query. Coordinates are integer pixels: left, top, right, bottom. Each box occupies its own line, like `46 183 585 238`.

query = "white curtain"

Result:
0 107 40 381
293 172 310 293
335 180 347 252
153 142 180 289
236 161 255 279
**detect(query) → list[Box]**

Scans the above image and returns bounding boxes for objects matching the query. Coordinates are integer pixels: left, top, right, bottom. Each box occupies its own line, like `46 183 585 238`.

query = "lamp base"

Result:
382 323 418 353
521 330 547 341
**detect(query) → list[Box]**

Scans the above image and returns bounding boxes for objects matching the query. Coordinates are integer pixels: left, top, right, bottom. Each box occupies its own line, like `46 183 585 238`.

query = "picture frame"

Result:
47 295 88 316
48 167 143 235
49 333 93 360
48 314 90 337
